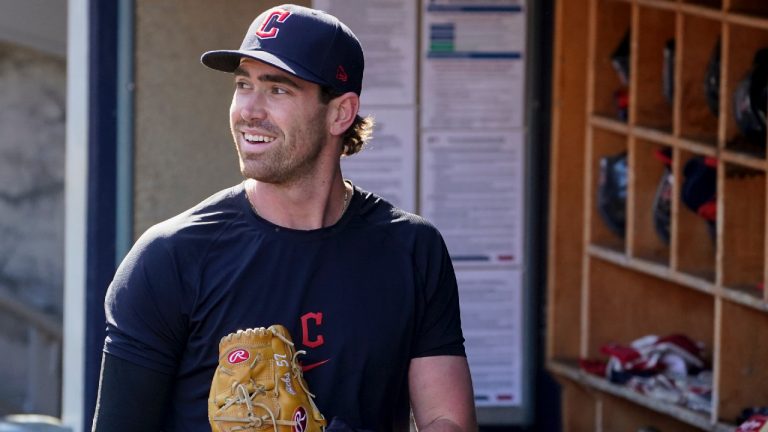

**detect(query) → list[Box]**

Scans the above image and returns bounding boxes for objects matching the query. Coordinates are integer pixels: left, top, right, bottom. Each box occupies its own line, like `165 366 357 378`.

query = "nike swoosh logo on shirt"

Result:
301 359 330 372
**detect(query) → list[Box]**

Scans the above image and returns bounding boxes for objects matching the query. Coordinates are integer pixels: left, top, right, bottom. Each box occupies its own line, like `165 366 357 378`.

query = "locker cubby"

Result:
590 127 628 252
586 258 714 358
633 6 676 132
724 23 768 159
674 150 717 282
628 139 671 265
592 0 632 120
602 395 705 432
549 0 768 429
678 14 721 146
716 299 768 423
721 165 765 297
547 0 592 366
560 380 598 431
728 0 768 18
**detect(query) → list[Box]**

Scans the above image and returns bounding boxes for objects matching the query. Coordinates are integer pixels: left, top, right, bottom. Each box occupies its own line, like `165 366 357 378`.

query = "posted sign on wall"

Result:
419 0 527 409
315 0 529 414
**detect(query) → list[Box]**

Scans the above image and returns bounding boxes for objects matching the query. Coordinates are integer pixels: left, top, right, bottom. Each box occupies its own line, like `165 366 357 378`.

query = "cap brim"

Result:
201 49 328 88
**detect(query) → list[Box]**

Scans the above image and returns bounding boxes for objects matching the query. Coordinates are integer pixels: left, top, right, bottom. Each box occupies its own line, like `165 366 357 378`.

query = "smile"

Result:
243 133 275 143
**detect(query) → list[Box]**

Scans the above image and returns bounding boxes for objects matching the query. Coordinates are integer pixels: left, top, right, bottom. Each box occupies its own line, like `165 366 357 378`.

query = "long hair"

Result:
320 87 375 156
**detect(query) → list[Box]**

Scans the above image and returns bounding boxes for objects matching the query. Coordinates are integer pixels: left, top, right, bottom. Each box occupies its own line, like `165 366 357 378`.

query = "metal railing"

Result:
0 289 62 416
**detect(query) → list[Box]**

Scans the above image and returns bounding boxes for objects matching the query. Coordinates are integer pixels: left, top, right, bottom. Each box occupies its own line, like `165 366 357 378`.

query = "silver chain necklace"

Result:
247 182 351 223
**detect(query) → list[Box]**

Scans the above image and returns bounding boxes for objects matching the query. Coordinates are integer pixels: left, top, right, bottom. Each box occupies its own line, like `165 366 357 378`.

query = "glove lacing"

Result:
212 328 325 431
214 382 281 431
272 327 325 425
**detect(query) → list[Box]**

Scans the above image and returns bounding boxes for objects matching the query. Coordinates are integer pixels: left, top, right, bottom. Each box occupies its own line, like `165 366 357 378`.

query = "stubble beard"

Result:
232 112 328 186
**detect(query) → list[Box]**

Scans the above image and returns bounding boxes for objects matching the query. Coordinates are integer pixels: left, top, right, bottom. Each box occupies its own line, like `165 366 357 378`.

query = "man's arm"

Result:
91 353 174 432
409 355 478 432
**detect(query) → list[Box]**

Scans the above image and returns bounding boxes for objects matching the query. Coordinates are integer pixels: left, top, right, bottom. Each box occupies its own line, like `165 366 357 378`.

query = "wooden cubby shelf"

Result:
679 3 723 18
588 244 717 296
632 125 676 146
549 0 768 429
591 114 631 135
549 360 736 432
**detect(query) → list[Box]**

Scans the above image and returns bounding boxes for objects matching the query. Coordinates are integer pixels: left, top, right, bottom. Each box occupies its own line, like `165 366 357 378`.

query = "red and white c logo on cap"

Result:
256 9 292 39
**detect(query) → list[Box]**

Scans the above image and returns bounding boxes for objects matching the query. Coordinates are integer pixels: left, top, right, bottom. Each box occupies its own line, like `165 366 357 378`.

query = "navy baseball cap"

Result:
201 4 364 95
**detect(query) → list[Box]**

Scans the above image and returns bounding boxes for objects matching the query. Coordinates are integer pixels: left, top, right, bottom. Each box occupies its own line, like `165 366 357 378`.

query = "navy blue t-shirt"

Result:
103 182 465 432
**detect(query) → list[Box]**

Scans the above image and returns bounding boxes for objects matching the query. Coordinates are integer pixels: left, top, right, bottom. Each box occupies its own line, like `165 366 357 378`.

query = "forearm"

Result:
409 356 478 432
91 353 173 432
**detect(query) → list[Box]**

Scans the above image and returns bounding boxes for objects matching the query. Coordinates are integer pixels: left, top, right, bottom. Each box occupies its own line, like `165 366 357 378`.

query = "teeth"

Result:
244 133 275 143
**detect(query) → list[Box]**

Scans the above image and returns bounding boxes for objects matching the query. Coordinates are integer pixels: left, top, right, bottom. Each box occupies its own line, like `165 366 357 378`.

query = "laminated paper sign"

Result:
420 1 526 129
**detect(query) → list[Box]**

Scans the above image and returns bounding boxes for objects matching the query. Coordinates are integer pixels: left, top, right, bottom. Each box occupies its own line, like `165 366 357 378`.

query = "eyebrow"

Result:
233 66 301 89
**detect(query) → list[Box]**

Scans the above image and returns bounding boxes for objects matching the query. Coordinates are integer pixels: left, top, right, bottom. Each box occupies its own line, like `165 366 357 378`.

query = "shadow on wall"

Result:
0 41 65 417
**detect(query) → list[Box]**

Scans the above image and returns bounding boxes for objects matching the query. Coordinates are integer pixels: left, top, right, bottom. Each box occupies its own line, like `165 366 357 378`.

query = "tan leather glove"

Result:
208 325 326 432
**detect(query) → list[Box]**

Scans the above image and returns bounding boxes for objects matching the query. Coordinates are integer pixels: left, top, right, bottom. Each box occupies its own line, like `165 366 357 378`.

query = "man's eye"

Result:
272 86 288 95
235 81 252 90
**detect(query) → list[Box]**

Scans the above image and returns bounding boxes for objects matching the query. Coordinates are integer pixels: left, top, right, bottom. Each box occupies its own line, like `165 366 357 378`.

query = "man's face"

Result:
229 59 330 184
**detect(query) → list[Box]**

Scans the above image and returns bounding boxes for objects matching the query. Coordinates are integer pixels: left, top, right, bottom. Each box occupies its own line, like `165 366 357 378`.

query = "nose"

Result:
236 92 267 122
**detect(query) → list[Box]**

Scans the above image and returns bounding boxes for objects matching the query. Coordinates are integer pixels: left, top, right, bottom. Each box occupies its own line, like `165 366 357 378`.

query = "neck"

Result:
245 175 350 230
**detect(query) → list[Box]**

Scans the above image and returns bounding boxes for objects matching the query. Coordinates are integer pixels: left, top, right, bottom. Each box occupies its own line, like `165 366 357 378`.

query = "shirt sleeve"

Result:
103 226 191 374
410 228 466 359
92 352 174 432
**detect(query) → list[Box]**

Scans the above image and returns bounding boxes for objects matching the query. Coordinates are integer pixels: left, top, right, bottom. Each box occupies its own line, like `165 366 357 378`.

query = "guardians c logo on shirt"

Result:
300 311 332 372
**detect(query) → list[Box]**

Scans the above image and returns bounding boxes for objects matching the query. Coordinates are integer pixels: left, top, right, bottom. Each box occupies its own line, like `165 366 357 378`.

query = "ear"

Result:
327 92 359 137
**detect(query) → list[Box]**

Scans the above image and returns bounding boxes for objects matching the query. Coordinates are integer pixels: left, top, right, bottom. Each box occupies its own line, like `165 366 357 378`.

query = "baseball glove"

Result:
208 325 327 432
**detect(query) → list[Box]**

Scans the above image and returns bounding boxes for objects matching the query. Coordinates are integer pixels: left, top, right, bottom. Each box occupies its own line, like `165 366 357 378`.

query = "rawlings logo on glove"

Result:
208 325 327 432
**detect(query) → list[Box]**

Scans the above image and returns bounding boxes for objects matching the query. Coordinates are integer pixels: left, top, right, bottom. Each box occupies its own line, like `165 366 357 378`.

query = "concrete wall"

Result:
0 0 67 58
133 0 309 236
0 41 65 415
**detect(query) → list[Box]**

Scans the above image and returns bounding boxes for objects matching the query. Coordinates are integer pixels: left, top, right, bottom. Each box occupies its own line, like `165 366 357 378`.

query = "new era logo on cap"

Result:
336 66 348 82
201 4 364 95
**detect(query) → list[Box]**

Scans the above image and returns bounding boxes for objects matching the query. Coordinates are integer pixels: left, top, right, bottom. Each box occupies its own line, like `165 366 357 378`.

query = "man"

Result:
91 4 476 432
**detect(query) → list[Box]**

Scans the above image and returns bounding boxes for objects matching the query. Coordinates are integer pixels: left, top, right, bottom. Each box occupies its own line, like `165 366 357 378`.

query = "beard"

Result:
231 111 328 185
